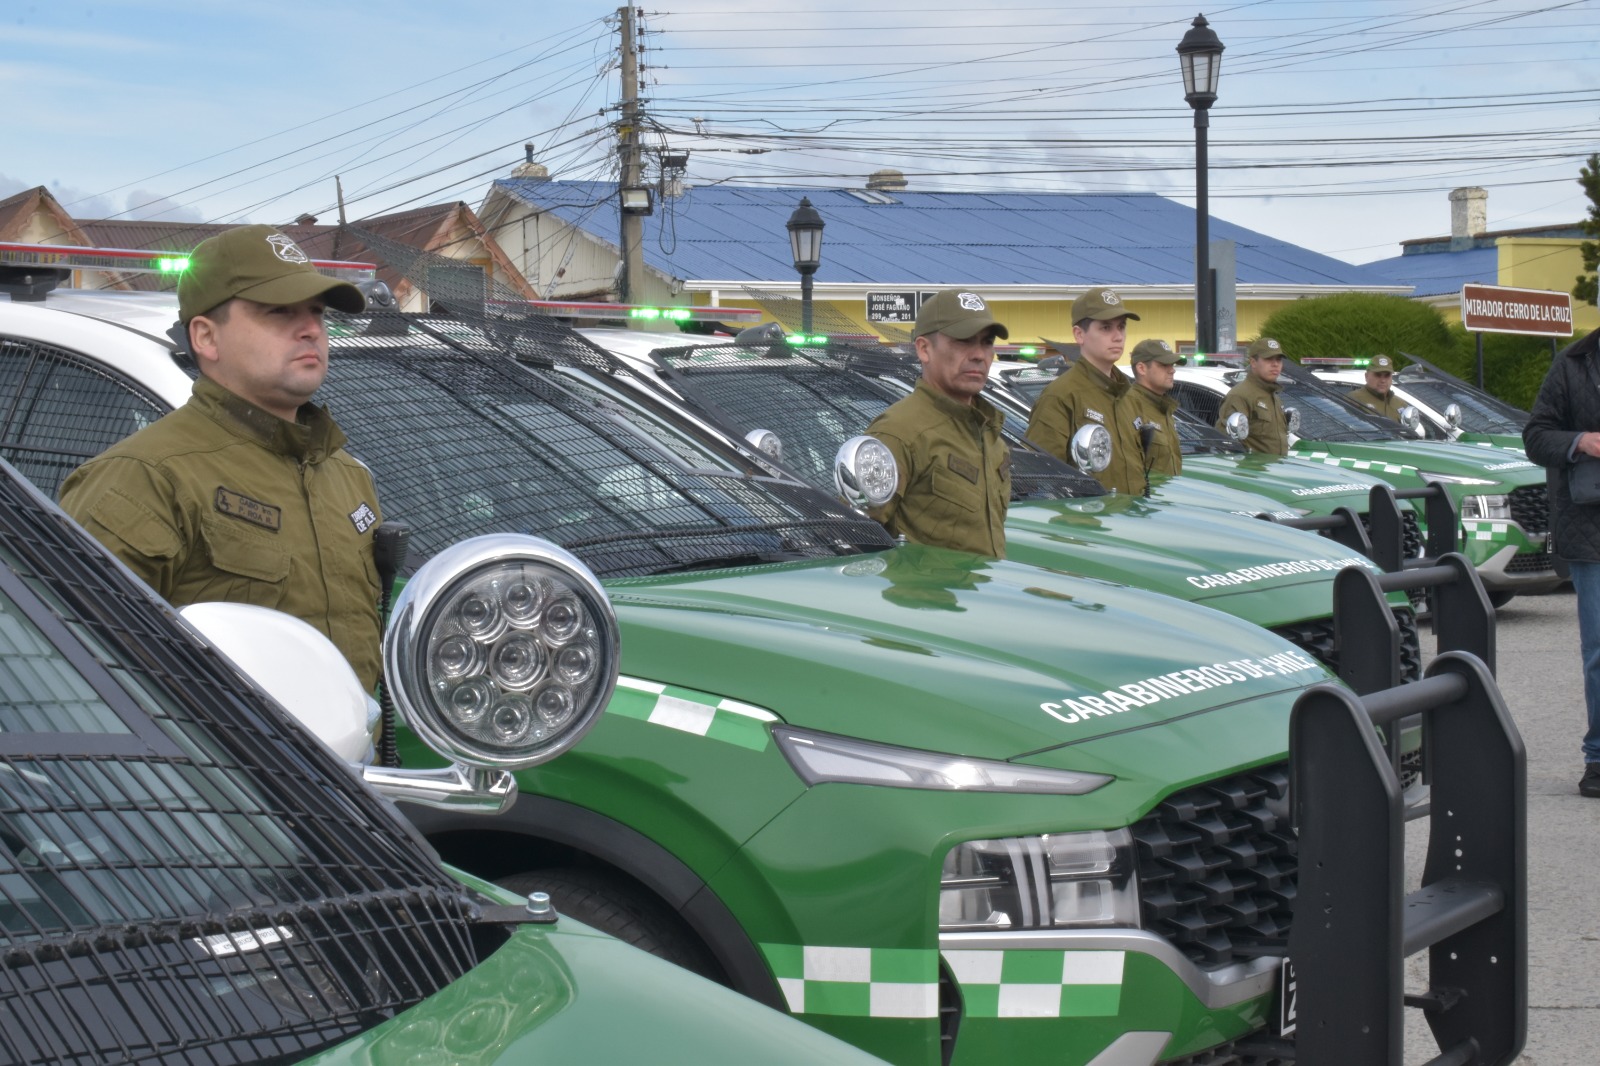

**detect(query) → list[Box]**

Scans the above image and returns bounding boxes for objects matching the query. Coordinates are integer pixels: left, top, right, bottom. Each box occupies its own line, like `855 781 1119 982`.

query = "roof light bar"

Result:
0 242 376 282
1301 357 1370 368
517 298 760 322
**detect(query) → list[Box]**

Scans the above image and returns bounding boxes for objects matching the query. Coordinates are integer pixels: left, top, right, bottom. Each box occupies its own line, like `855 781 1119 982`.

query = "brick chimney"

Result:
866 168 908 193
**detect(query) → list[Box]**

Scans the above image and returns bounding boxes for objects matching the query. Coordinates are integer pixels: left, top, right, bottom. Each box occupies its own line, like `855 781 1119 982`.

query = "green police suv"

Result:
4 281 1402 1066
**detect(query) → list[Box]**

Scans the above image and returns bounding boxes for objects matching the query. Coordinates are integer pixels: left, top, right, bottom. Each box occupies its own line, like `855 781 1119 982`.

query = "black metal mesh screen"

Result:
0 338 169 498
317 317 890 577
651 341 1103 502
0 464 481 1065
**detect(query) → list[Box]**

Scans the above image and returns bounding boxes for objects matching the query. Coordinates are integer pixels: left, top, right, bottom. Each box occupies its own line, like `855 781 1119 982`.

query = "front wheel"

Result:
1487 590 1516 609
496 867 723 981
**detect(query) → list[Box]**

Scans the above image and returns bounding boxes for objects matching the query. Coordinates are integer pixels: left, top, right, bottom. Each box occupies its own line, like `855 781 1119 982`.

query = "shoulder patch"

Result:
214 487 281 532
350 502 379 534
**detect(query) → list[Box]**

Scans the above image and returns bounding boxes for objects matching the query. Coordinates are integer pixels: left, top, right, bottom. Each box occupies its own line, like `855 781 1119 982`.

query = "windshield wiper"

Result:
648 550 814 575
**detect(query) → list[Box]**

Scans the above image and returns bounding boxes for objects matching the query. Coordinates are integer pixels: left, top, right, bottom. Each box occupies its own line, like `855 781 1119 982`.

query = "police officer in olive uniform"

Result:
1125 338 1183 487
60 225 385 690
1346 355 1405 421
1024 287 1145 493
1216 336 1290 456
866 290 1011 557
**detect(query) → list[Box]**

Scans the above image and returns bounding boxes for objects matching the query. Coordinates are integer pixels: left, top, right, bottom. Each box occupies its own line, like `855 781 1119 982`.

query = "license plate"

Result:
1276 957 1298 1037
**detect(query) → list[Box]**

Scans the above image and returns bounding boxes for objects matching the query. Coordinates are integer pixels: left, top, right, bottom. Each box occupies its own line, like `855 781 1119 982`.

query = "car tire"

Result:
1487 590 1516 609
496 867 723 980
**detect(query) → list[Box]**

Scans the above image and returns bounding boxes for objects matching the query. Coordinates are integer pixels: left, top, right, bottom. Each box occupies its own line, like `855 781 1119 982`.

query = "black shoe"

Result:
1582 765 1600 798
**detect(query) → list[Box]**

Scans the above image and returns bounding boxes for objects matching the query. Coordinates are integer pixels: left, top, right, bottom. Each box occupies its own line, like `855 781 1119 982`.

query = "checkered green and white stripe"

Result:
762 945 940 1018
1462 519 1511 542
610 677 776 751
760 945 1127 1020
945 949 1125 1018
1295 450 1415 476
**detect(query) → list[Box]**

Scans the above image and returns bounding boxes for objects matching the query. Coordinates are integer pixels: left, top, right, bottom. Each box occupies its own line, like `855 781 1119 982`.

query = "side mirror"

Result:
1285 407 1302 436
1398 405 1423 437
180 602 375 764
1070 424 1112 473
834 435 899 509
745 427 784 461
1224 411 1249 442
1444 402 1463 430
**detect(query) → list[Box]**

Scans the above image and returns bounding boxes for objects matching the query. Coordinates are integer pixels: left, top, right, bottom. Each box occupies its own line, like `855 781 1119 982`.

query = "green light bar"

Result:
785 334 829 345
1018 346 1039 356
158 257 189 273
1193 355 1208 365
627 306 694 322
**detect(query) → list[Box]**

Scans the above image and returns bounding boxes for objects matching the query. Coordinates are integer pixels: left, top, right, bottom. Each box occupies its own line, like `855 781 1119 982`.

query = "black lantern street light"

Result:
786 197 825 334
1177 14 1224 355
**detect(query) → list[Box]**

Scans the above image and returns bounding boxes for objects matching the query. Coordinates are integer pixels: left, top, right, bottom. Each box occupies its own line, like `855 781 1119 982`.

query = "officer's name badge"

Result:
350 503 378 534
1256 401 1268 409
214 488 281 531
1085 408 1105 424
947 455 980 484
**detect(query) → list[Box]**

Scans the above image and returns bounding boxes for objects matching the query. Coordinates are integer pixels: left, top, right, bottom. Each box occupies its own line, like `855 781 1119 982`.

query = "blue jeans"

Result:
1568 560 1600 764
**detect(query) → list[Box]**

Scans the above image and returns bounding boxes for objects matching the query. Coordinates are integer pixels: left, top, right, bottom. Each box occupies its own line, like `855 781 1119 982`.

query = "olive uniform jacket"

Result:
1125 383 1182 481
866 379 1011 558
1346 384 1405 422
1216 375 1289 456
1024 360 1144 494
60 376 385 690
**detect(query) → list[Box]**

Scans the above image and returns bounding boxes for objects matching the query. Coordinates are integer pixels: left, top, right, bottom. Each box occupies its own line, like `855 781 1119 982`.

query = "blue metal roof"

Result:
1358 247 1497 298
493 179 1397 290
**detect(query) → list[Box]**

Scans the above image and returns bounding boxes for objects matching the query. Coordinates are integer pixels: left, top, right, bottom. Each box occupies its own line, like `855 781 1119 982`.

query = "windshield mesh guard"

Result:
0 464 481 1065
651 340 1104 502
319 317 890 578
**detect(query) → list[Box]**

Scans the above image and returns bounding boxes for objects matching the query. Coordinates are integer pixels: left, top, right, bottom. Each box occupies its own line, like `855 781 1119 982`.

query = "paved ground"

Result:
1402 587 1600 1065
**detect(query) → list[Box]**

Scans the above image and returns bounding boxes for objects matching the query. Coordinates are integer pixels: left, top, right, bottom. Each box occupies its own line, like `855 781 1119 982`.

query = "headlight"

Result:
835 435 898 509
1419 471 1495 487
385 534 619 770
940 831 1139 931
773 727 1112 794
1461 493 1511 520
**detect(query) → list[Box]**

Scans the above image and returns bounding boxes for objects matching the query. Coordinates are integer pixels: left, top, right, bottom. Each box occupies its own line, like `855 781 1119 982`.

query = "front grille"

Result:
1507 548 1555 574
1132 766 1296 968
1272 608 1422 684
1508 484 1548 534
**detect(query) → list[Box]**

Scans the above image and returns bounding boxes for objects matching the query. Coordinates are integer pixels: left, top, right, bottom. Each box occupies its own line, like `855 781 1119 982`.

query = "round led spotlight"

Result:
744 428 785 462
834 435 898 509
386 534 619 770
1443 402 1462 430
1223 411 1249 442
1070 424 1112 474
1285 406 1302 436
1398 405 1422 436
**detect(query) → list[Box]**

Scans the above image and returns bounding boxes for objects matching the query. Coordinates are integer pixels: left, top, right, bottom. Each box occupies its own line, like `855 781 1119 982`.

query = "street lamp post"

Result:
1177 14 1224 355
786 197 825 334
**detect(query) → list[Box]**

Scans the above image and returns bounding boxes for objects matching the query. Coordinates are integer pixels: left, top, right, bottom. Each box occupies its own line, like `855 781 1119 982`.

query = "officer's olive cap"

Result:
1072 287 1140 324
1247 336 1285 360
1370 354 1395 372
178 224 366 322
915 289 1009 341
1129 338 1180 365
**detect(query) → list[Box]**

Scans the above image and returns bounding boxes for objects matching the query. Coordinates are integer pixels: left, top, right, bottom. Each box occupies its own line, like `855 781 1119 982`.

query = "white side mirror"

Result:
745 428 784 461
180 602 373 763
835 435 898 508
1224 411 1249 442
1070 424 1112 473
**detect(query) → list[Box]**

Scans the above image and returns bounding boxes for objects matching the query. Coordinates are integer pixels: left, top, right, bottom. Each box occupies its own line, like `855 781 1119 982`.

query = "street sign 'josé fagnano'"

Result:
1460 283 1574 338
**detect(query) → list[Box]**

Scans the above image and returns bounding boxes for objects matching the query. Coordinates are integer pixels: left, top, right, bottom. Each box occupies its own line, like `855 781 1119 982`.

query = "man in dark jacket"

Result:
1524 329 1600 796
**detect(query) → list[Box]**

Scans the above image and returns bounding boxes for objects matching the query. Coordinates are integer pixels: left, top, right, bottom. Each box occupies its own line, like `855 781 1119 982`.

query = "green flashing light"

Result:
1018 346 1039 357
808 334 828 344
627 306 693 321
629 307 662 320
1193 354 1208 365
1354 357 1371 366
158 257 189 273
785 334 806 345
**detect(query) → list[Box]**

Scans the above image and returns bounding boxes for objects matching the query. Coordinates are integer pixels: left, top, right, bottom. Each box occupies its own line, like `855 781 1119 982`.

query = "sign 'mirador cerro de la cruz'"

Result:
1460 283 1574 338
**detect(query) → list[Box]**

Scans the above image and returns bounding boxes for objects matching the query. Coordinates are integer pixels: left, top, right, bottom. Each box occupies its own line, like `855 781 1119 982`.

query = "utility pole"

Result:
617 6 649 312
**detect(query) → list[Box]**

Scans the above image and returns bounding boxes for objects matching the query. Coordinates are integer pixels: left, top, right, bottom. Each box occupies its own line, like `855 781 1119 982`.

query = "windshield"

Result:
1174 412 1246 455
0 464 479 1063
652 341 1105 501
1271 377 1402 442
319 320 891 577
1397 378 1527 434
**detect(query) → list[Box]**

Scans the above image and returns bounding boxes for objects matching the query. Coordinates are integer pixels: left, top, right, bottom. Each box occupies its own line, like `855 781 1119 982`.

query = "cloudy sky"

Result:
5 0 1597 265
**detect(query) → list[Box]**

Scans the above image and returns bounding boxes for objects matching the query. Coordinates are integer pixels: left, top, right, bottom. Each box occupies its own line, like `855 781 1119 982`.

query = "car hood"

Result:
1294 439 1542 486
1177 453 1383 512
1002 494 1372 625
604 545 1333 761
1135 472 1305 518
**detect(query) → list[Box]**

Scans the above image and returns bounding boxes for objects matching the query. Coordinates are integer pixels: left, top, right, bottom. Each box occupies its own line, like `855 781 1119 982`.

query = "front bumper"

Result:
1465 534 1562 594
